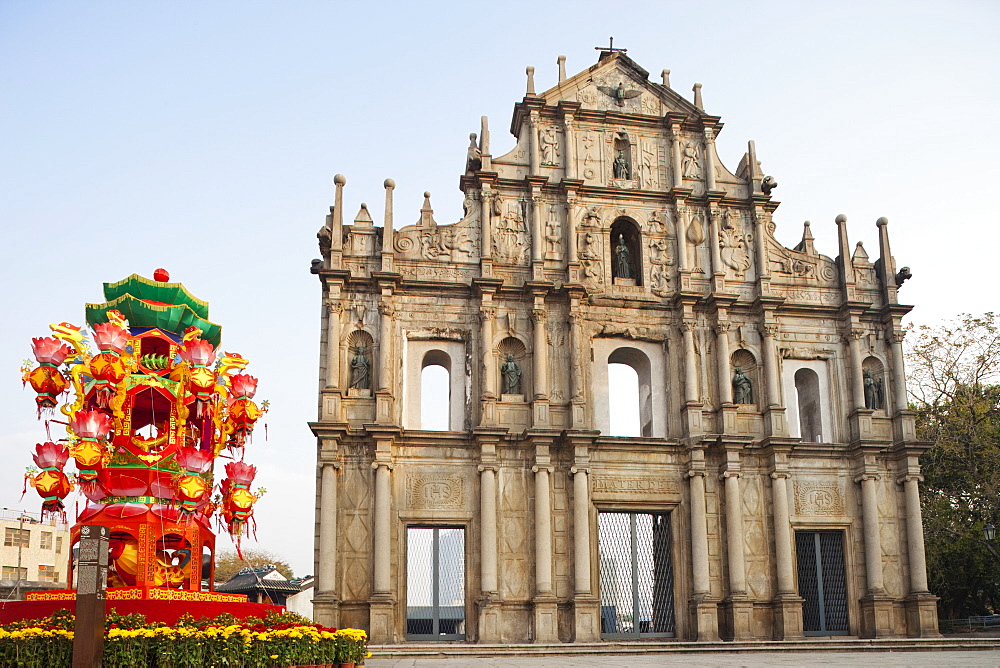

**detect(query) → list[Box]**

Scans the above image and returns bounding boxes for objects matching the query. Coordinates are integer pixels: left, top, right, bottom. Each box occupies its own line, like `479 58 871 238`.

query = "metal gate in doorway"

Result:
796 530 849 635
405 527 465 640
598 511 675 638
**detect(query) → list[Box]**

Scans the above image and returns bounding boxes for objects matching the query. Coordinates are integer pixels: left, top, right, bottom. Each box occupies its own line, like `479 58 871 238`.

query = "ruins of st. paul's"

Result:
309 47 938 644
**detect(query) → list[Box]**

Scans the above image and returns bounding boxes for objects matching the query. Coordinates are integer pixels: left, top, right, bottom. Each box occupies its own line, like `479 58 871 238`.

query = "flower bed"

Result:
0 609 369 667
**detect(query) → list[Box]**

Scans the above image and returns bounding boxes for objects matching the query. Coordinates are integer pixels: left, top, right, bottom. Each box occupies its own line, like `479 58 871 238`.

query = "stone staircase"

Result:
369 636 1000 659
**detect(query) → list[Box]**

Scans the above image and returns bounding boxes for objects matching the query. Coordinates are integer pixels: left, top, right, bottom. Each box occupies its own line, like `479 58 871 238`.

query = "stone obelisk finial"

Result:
526 66 536 96
557 55 567 83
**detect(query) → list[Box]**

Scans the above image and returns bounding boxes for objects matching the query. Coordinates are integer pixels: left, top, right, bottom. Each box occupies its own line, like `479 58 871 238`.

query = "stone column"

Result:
563 114 576 180
568 311 585 427
324 301 343 389
723 471 746 595
381 179 395 272
673 204 688 272
689 471 710 596
847 328 866 411
857 468 893 637
313 459 340 628
722 460 753 640
318 462 339 595
480 465 499 593
900 474 928 594
532 450 559 641
707 204 724 278
481 307 496 395
369 453 395 643
530 193 543 265
529 109 541 175
477 436 504 642
670 124 683 189
898 470 940 636
377 302 393 392
703 128 717 191
534 465 553 596
682 321 699 404
687 450 718 641
771 472 795 594
572 467 591 595
858 473 884 594
759 322 787 438
760 324 780 407
372 462 392 595
888 328 908 413
531 308 548 399
716 323 732 404
770 467 803 639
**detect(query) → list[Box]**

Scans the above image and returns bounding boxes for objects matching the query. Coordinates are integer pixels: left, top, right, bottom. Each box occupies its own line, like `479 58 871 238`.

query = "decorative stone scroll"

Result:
406 474 465 509
794 480 845 516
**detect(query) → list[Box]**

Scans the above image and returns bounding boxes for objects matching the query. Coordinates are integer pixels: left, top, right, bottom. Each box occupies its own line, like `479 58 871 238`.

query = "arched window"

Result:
795 368 823 442
610 218 642 286
608 363 640 436
420 350 451 431
608 347 653 437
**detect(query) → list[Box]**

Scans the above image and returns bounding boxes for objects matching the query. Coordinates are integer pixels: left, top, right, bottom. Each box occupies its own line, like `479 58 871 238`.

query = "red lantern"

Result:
174 448 212 515
225 374 262 448
219 461 258 536
25 337 71 412
69 410 113 488
26 442 73 521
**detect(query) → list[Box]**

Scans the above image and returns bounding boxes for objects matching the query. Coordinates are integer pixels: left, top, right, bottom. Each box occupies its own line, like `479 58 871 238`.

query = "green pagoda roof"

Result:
85 273 222 347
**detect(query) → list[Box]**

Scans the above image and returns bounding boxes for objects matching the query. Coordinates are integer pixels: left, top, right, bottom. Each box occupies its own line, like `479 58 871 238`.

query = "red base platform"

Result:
0 588 284 625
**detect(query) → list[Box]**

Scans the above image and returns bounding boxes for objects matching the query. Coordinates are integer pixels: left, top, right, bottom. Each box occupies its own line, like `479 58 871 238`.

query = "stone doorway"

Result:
598 511 675 638
796 530 849 635
405 527 466 640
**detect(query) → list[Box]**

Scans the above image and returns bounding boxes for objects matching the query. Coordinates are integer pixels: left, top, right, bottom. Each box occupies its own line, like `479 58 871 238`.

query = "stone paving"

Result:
367 649 1000 667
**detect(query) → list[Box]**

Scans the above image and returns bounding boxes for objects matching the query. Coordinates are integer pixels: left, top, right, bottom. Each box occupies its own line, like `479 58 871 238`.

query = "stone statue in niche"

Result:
613 151 630 179
501 354 522 394
540 127 559 166
614 234 632 279
733 367 753 404
863 370 883 410
682 142 701 178
350 345 371 390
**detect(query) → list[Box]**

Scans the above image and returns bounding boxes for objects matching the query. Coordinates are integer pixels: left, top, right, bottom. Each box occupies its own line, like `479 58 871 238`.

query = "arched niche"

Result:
496 336 528 397
610 217 643 286
345 329 375 391
862 355 887 412
730 348 759 408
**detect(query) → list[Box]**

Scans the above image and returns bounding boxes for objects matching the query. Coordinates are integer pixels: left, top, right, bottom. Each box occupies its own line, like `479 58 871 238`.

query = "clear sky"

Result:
2 1 997 577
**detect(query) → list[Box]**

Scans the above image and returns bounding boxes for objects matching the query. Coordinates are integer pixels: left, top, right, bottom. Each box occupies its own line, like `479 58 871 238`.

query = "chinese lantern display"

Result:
20 270 269 595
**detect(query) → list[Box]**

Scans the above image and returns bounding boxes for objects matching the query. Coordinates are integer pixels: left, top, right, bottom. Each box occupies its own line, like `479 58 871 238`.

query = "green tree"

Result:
213 548 295 583
908 313 1000 619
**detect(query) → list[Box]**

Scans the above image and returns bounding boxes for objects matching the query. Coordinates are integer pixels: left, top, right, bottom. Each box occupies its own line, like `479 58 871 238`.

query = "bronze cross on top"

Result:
595 36 627 54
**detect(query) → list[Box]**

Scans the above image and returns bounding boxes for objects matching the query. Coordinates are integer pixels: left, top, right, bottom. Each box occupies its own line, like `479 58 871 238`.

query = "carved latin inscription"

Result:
406 475 465 509
794 480 845 516
591 475 680 501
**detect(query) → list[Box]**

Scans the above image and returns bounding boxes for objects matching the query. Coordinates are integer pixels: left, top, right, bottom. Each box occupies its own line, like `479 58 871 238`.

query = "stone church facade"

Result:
309 49 938 643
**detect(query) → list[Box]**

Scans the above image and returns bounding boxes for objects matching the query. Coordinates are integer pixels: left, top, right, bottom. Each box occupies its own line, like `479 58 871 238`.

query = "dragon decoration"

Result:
21 269 267 591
